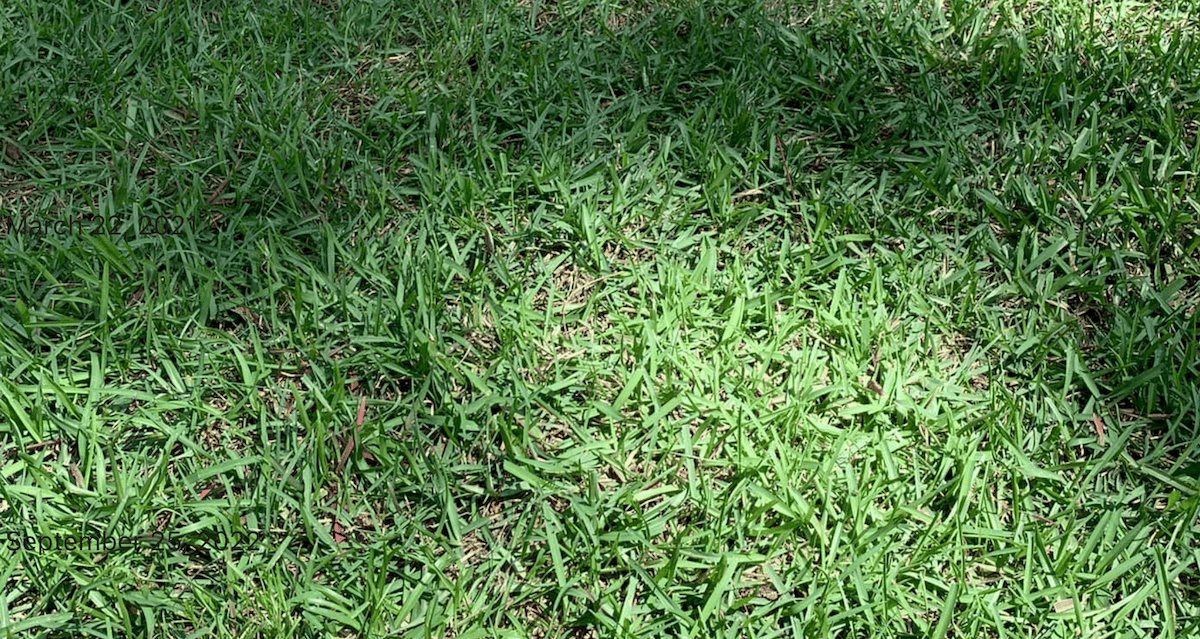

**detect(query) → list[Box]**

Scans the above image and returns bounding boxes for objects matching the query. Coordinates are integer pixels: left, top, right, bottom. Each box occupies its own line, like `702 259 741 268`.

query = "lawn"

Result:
1 0 1199 636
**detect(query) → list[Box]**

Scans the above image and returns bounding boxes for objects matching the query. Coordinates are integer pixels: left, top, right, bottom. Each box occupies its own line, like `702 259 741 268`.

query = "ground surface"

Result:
1 0 1199 636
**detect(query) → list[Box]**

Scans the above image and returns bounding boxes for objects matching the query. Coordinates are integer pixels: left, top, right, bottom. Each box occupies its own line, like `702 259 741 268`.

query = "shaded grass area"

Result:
1 0 1199 636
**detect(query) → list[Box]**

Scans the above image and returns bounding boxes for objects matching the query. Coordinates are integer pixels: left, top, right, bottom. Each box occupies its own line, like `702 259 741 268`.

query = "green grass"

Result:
1 0 1199 636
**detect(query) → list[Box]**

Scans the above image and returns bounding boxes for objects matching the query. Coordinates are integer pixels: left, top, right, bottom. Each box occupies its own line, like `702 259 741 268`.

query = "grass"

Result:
1 0 1199 636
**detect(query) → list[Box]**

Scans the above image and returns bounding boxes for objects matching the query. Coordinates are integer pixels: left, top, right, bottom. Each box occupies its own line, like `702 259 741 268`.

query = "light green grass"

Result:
1 0 1198 636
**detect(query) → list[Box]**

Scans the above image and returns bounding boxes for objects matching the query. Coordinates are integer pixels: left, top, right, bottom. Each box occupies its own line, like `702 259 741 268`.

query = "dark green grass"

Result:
1 0 1199 636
